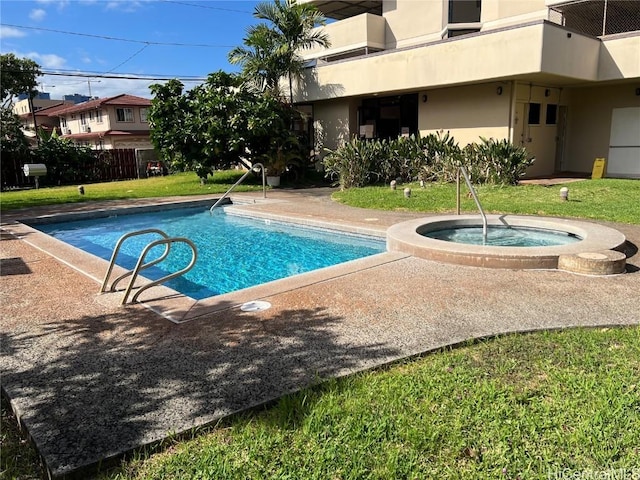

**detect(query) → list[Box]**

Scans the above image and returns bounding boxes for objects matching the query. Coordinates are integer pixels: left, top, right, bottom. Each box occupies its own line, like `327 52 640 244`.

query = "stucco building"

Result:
297 0 640 178
52 94 153 150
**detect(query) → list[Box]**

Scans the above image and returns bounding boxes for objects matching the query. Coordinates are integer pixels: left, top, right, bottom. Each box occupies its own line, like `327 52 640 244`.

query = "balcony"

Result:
298 0 382 20
547 0 640 37
302 13 386 62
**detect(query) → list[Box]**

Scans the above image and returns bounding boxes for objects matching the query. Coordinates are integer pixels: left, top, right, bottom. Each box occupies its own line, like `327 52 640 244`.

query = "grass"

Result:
2 175 639 479
0 170 263 212
333 179 640 224
101 327 638 480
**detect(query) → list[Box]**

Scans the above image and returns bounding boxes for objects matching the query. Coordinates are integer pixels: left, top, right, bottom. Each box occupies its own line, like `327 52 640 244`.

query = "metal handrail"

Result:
100 228 170 293
210 163 266 214
122 237 198 304
458 166 488 240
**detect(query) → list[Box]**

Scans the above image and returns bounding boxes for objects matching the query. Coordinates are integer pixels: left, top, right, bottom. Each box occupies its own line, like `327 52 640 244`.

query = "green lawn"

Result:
1 176 639 479
106 328 639 480
333 179 640 224
0 171 263 212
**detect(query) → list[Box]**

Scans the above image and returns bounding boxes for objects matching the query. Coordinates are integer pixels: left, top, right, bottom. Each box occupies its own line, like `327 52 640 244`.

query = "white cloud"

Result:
105 0 145 13
36 0 69 9
29 9 47 21
22 52 67 69
0 26 26 39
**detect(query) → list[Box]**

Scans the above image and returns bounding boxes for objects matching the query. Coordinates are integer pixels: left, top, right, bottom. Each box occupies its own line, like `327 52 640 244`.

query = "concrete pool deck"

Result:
1 188 639 478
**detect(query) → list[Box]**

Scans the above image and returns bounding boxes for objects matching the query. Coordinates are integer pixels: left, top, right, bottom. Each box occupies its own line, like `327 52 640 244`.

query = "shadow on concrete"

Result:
2 303 400 478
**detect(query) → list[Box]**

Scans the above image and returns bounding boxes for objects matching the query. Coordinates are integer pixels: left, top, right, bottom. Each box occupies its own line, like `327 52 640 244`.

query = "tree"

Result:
1 54 42 186
1 53 41 108
148 71 303 182
230 0 330 104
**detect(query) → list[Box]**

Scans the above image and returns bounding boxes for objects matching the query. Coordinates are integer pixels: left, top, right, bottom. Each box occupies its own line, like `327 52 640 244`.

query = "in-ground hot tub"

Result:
387 215 627 271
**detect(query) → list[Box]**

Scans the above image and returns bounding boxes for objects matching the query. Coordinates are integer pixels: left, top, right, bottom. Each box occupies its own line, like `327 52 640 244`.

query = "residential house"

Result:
52 94 153 150
13 100 72 141
297 0 640 178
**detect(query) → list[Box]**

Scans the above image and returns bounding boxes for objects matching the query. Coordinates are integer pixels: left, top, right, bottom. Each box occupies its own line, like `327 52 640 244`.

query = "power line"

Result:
38 69 208 82
105 44 150 74
0 23 236 48
160 0 253 14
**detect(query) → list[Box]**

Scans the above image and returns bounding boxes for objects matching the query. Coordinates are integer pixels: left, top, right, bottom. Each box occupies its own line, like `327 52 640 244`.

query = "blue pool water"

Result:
424 226 582 247
35 207 386 299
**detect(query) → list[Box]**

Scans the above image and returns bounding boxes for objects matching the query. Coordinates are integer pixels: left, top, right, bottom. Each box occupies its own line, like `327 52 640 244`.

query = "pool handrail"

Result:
458 166 488 240
210 163 266 214
123 236 198 305
100 228 170 293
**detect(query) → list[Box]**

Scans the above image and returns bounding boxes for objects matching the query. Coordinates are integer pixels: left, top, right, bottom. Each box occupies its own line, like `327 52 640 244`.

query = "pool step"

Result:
557 250 627 275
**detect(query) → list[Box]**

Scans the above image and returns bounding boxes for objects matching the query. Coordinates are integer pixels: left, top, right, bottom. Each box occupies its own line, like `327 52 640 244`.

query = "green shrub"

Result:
323 137 383 189
463 137 534 185
324 133 532 189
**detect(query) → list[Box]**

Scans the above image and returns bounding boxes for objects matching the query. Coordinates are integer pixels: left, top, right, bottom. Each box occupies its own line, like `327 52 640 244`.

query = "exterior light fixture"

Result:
545 89 551 97
496 86 503 95
560 187 568 201
422 94 428 103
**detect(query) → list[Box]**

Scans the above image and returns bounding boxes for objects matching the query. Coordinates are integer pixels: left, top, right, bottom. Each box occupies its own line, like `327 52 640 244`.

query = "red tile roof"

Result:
17 102 71 118
62 130 150 139
50 94 151 116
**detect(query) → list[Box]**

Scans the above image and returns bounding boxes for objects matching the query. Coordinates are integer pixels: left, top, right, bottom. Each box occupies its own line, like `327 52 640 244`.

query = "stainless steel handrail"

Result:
458 166 488 240
209 163 266 214
100 228 170 293
122 237 198 305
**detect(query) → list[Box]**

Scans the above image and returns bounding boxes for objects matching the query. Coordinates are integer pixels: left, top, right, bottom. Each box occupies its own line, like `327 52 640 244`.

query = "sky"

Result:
0 0 264 100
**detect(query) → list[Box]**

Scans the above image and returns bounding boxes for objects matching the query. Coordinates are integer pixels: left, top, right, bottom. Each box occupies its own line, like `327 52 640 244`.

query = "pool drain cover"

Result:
240 300 272 312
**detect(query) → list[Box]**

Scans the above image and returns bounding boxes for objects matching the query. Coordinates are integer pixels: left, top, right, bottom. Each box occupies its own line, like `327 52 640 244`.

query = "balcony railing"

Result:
548 0 640 37
302 13 386 62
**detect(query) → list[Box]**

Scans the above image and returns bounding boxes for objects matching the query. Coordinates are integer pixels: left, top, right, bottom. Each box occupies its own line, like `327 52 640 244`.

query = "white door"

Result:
607 107 640 178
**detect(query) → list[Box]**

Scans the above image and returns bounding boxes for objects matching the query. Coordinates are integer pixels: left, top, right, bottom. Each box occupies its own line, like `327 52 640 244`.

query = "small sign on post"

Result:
592 158 606 179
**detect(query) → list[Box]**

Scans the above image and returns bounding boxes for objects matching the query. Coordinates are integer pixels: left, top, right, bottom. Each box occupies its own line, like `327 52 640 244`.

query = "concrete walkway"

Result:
1 188 639 478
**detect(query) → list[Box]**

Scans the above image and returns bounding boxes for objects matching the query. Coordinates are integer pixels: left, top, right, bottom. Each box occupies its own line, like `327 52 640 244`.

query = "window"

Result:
449 0 481 24
447 0 482 38
80 113 87 125
89 111 94 122
546 104 558 125
140 107 148 123
528 103 541 125
116 107 134 122
96 109 103 123
60 117 67 128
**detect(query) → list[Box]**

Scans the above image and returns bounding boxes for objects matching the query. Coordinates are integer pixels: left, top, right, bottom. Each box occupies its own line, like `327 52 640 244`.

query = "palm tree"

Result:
230 0 330 104
229 24 287 97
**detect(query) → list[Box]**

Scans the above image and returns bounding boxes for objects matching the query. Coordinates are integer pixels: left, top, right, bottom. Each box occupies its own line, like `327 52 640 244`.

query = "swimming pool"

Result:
34 207 386 300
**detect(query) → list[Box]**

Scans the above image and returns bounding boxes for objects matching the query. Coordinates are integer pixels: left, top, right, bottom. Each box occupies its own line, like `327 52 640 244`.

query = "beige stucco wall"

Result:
563 84 640 174
105 106 149 131
481 0 546 24
382 0 443 48
298 23 603 104
599 34 640 81
313 99 358 152
418 83 512 147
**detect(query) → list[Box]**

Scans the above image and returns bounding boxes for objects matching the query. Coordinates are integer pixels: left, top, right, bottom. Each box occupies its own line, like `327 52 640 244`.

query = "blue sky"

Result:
0 0 263 99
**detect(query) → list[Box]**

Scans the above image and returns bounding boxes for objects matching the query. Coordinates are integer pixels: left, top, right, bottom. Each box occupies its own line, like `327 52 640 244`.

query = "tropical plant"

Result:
149 72 253 182
323 137 383 189
231 0 330 103
228 24 287 97
463 137 534 185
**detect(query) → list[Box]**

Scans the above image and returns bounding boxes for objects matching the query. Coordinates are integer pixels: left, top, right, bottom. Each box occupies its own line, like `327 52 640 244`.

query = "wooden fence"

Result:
1 148 144 189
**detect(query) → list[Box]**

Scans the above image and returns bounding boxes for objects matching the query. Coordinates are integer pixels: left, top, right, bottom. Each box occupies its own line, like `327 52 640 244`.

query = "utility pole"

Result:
87 79 101 98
